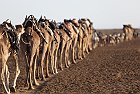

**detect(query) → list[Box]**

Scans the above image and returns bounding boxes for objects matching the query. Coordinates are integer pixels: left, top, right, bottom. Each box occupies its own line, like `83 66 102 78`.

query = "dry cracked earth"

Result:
0 34 140 94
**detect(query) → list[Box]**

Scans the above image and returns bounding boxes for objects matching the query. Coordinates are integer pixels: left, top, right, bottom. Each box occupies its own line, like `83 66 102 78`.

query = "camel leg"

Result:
28 52 35 90
85 38 90 54
74 36 78 60
78 37 83 60
36 58 40 79
40 44 48 81
85 41 89 54
1 48 10 94
33 49 39 86
64 43 70 68
10 54 20 92
71 39 77 64
67 40 72 66
25 52 29 87
54 45 59 74
1 64 10 94
45 46 51 78
82 39 86 58
58 41 65 70
50 42 55 74
88 34 93 51
5 64 10 94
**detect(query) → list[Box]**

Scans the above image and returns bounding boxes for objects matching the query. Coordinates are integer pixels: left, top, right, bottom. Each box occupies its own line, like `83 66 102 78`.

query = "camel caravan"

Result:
0 15 138 94
93 24 138 48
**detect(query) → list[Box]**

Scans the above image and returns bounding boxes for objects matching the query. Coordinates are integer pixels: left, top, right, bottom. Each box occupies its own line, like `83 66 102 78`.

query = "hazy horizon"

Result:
0 0 140 29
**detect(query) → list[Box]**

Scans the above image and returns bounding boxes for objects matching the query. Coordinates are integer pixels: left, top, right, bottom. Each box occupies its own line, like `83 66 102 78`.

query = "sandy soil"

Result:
0 30 140 94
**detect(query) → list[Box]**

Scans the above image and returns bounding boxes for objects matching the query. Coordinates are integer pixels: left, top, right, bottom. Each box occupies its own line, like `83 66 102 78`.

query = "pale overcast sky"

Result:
0 0 140 28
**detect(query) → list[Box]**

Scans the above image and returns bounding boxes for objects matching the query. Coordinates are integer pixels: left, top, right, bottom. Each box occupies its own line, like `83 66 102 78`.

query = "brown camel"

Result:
0 20 25 94
21 15 41 89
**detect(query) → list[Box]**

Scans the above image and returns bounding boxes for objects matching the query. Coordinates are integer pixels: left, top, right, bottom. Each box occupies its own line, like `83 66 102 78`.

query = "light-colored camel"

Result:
37 18 54 80
93 30 99 49
86 19 94 51
48 20 61 75
0 20 25 94
64 19 78 64
123 24 134 41
97 32 108 46
76 20 87 59
79 19 90 55
57 23 72 70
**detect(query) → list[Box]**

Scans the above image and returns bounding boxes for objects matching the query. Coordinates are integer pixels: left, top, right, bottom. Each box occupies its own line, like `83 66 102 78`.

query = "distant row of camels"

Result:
0 15 138 94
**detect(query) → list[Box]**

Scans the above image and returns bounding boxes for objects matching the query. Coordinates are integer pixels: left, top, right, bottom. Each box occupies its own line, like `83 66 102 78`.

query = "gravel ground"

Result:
0 37 140 94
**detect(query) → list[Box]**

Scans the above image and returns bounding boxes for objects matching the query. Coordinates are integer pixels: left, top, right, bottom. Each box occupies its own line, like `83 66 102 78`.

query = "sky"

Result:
0 0 140 29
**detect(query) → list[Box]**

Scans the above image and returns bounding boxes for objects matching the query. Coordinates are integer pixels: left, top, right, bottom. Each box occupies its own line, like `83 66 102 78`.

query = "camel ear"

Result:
26 15 27 18
40 15 43 19
123 25 127 27
6 19 9 22
44 16 46 19
16 24 23 29
128 24 132 27
15 25 20 29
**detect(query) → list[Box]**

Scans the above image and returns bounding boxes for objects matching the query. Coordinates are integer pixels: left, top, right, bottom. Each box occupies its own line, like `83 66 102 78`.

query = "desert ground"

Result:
0 29 140 94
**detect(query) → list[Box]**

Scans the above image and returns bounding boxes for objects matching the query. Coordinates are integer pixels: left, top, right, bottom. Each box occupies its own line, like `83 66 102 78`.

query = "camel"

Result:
119 33 125 42
57 23 72 70
79 19 91 55
21 15 41 89
97 32 108 46
75 19 87 59
93 30 99 49
37 17 55 80
123 24 135 41
48 20 61 75
86 19 94 51
0 20 25 94
64 19 78 64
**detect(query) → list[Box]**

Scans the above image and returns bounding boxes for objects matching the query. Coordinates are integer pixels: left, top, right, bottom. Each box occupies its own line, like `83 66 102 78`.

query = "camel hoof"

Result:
68 61 71 65
55 71 58 74
40 77 46 81
65 65 69 68
46 75 50 78
52 72 55 75
28 86 35 90
59 67 63 71
33 81 39 86
10 87 16 92
82 54 85 58
36 76 39 79
78 57 83 60
58 66 63 71
72 60 76 64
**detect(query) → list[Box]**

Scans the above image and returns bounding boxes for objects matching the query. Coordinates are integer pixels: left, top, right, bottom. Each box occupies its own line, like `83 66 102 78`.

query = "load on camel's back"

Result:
123 24 135 41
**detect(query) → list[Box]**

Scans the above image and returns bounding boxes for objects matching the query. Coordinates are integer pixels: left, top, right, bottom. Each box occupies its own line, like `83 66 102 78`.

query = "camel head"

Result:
2 19 15 30
23 15 38 29
71 18 80 27
15 25 25 35
15 24 25 44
